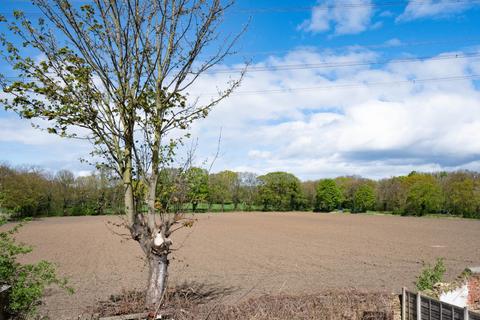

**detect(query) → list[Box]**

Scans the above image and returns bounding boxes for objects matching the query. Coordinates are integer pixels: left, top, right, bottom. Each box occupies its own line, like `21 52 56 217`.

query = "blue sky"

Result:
1 0 480 179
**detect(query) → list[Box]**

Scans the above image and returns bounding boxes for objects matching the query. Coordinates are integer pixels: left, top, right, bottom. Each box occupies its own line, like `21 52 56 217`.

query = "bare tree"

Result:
0 0 245 306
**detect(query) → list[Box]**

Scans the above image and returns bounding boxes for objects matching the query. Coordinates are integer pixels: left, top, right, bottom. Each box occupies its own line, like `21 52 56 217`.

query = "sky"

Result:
1 0 480 180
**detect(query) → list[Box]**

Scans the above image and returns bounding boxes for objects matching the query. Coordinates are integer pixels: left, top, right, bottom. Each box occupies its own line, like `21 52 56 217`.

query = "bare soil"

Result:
14 212 480 319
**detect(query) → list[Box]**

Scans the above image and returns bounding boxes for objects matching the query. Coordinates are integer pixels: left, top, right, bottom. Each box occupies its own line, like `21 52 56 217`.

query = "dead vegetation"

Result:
92 284 397 320
92 282 237 317
93 290 147 317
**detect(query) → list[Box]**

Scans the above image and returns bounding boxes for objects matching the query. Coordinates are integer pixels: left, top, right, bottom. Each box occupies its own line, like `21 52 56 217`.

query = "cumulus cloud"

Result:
185 47 480 179
2 46 480 180
299 0 374 35
398 0 479 21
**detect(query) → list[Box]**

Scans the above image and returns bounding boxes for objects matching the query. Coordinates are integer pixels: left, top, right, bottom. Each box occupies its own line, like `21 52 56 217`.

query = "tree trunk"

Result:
146 253 169 307
123 149 136 228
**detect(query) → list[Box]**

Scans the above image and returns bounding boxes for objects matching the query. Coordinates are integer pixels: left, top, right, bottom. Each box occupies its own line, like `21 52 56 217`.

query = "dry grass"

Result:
92 285 398 320
172 290 397 320
92 282 236 317
92 290 147 316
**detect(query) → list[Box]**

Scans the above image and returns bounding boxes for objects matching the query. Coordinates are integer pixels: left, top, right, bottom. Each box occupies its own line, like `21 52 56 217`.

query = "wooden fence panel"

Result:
403 289 480 320
406 291 417 320
470 311 480 320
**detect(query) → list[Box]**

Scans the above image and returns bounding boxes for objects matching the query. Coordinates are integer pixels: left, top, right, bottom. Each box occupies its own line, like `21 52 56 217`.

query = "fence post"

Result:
464 307 469 320
417 292 422 320
402 287 406 320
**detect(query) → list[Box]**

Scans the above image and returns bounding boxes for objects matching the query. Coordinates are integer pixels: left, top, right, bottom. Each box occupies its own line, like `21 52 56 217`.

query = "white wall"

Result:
440 284 469 307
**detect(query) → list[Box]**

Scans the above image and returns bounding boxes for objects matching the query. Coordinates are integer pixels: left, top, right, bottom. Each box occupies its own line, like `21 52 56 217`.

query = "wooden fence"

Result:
402 288 480 320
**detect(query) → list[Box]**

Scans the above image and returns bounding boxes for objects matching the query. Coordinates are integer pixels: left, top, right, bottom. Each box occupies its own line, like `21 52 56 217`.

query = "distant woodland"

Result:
1 164 479 219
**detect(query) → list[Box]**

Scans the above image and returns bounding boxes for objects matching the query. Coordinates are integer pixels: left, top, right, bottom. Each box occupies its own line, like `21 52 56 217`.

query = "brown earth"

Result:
13 212 480 319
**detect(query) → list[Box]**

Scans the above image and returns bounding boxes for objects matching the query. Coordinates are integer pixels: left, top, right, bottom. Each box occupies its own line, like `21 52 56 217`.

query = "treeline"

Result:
160 169 480 218
0 164 123 217
312 172 480 218
1 163 480 218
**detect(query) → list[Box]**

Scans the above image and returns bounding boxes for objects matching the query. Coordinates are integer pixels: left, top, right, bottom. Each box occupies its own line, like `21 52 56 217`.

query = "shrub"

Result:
0 218 73 318
415 258 446 291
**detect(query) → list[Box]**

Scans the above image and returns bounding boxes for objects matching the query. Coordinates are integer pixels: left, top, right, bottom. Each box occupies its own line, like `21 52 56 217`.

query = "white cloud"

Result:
0 117 63 146
299 0 374 35
0 113 92 174
248 150 272 159
379 10 394 18
398 0 479 21
185 47 480 179
2 46 480 180
384 38 402 47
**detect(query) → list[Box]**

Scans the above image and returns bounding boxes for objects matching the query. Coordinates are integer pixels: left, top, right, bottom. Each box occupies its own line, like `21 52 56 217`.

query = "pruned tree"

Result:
0 0 245 306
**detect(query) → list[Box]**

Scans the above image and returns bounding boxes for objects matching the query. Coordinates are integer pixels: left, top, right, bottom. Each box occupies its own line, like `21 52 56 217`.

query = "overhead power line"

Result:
231 37 480 58
3 52 480 80
3 73 478 96
205 51 480 74
223 74 480 96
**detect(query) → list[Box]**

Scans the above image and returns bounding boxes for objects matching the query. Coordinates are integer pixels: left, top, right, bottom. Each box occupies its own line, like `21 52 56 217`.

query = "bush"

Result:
415 258 446 291
0 218 73 318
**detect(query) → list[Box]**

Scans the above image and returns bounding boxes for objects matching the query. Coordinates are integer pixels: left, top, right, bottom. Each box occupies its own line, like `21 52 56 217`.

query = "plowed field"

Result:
14 212 480 319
